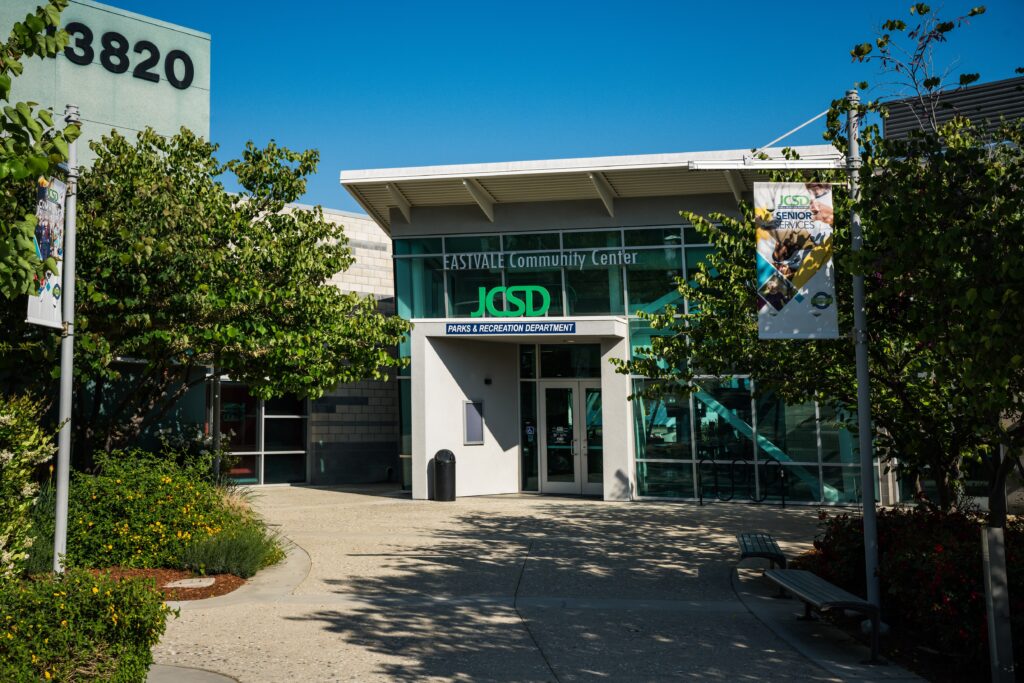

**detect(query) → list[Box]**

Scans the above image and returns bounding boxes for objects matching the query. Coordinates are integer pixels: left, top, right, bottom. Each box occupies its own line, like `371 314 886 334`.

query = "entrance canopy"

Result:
408 318 632 501
340 146 843 231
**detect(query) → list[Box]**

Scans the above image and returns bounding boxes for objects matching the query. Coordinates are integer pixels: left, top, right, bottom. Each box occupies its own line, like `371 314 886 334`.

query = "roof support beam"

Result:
588 172 616 217
723 169 747 203
462 178 495 222
386 184 412 223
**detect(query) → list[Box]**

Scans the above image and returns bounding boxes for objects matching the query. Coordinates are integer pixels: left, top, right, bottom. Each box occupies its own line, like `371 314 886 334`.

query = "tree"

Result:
844 2 1023 529
0 1 80 297
616 3 1017 513
3 128 409 455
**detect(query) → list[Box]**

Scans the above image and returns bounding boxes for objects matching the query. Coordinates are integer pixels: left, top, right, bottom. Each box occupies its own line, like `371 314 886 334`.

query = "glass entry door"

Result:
539 380 602 495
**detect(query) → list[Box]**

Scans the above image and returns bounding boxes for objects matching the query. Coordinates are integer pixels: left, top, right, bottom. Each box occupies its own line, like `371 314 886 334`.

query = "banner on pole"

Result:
26 176 67 329
755 181 839 339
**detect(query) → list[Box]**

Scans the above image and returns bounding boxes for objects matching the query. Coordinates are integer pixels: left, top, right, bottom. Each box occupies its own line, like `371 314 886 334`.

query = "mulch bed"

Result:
88 567 245 601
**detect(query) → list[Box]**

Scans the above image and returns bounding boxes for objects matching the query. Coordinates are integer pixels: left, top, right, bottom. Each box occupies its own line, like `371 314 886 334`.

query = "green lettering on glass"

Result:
470 286 551 317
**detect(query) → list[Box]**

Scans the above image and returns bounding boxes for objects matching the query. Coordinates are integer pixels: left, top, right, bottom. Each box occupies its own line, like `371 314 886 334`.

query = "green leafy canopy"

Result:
0 1 81 297
3 128 409 455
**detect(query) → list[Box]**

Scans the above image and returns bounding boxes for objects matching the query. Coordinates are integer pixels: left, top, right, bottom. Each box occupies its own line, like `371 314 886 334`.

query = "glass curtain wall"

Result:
632 378 862 504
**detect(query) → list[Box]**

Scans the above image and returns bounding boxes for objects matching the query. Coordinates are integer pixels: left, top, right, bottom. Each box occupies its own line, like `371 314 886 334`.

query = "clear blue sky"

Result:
112 0 1022 213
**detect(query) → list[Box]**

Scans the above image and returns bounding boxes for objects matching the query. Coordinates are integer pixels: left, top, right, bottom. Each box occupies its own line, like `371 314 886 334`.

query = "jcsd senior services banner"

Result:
754 182 839 339
26 176 67 330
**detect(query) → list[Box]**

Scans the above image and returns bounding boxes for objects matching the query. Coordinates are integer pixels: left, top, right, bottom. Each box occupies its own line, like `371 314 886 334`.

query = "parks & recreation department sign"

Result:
755 182 839 340
445 321 577 335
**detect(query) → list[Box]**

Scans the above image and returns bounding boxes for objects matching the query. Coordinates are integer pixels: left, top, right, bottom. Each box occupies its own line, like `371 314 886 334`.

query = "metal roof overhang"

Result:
339 145 844 233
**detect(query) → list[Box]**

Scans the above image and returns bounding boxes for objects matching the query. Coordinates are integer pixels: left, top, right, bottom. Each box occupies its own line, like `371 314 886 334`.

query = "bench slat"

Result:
764 569 873 612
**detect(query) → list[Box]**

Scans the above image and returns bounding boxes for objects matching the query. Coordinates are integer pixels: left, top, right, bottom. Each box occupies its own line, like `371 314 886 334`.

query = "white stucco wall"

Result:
412 336 520 498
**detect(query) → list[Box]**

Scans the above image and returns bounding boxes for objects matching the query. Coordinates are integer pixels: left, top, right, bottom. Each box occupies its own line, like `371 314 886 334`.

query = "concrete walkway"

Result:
152 486 921 682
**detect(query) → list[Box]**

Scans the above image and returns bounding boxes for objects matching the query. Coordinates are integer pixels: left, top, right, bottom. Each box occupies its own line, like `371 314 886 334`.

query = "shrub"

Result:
0 395 56 582
66 450 244 569
24 482 56 576
0 568 174 681
179 522 285 579
797 507 1024 674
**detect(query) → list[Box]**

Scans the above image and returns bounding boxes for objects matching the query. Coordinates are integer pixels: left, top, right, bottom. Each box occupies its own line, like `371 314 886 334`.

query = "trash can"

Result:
434 449 456 501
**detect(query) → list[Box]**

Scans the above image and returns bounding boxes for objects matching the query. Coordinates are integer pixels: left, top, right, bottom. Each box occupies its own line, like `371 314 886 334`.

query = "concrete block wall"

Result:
303 206 401 484
323 208 395 312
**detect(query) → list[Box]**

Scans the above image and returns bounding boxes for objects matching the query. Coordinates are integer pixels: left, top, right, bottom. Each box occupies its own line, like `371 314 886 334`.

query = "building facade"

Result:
342 147 900 504
0 0 211 162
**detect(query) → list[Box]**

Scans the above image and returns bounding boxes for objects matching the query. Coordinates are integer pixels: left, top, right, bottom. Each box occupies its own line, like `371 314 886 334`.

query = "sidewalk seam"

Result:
513 540 560 683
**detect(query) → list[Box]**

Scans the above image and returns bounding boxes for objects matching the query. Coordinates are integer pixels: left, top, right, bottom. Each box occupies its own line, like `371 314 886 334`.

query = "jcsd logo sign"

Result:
471 286 551 318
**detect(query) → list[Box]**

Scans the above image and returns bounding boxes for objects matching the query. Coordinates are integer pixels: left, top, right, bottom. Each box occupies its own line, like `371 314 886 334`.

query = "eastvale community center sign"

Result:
444 249 638 271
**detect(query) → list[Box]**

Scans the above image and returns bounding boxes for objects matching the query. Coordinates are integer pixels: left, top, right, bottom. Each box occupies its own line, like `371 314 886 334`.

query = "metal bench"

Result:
736 532 787 569
765 569 881 664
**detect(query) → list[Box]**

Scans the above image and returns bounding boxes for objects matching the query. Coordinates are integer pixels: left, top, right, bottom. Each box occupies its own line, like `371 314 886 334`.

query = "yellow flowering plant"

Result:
0 568 173 681
65 449 257 569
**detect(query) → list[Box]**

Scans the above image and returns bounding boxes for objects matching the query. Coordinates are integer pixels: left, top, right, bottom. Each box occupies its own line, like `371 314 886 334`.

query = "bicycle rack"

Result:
698 455 787 508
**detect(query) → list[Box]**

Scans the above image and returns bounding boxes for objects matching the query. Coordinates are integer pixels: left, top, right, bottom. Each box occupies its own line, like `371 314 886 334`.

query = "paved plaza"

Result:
152 487 920 682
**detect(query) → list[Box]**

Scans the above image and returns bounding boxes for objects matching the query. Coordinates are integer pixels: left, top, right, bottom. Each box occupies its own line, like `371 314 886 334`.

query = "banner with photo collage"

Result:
26 176 67 329
754 182 839 339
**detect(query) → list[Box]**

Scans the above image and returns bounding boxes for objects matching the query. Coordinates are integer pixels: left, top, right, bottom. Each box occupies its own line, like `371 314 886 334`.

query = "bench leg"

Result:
868 613 881 664
798 601 814 621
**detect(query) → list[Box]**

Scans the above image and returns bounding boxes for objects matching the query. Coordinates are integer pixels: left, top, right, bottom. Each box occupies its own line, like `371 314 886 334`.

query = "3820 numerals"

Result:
64 21 195 90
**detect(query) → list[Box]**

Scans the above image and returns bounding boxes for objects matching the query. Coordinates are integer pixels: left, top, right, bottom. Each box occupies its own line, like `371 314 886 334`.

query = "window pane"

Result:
396 256 446 319
624 227 683 246
265 395 305 416
264 418 305 451
626 248 683 316
520 382 538 491
693 378 753 462
445 235 500 253
540 344 601 378
636 461 694 498
502 232 559 251
822 466 862 503
566 261 624 315
762 464 821 503
755 394 819 463
221 384 258 452
519 345 536 379
447 268 503 317
633 380 692 460
264 453 305 484
399 380 411 455
683 227 706 245
505 265 563 316
562 230 621 249
398 337 411 377
227 454 258 485
628 318 672 370
394 238 442 255
685 246 715 284
819 404 858 464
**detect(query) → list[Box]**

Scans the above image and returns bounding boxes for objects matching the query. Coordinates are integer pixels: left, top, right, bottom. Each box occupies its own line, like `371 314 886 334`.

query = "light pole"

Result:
845 89 881 610
52 103 80 573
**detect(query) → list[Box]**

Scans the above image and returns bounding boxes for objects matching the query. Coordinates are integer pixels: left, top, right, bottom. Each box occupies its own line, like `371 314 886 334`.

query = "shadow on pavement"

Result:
285 499 829 681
